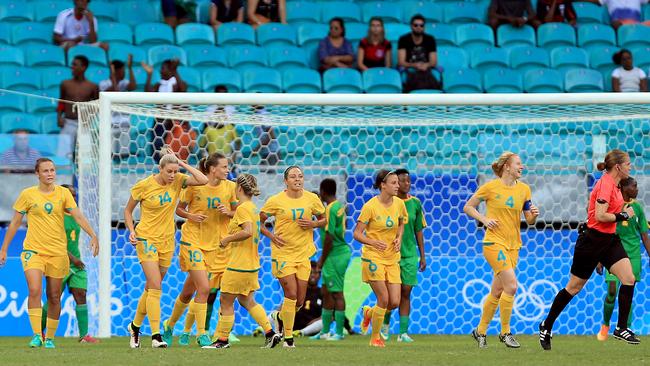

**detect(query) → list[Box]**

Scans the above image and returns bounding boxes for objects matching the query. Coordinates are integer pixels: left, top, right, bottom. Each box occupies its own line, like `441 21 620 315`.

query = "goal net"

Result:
76 93 650 338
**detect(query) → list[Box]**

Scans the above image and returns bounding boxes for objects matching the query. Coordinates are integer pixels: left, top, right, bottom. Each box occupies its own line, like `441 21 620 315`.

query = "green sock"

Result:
603 294 616 326
399 315 409 334
321 309 334 334
76 304 89 337
383 310 391 325
205 302 214 332
41 303 48 331
334 310 345 336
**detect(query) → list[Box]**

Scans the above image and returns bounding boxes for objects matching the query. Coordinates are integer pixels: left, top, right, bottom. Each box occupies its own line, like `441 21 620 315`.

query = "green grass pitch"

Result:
1 335 647 365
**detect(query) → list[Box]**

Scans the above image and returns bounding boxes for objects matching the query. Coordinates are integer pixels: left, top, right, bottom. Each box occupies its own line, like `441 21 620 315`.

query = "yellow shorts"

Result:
209 271 223 289
483 244 520 274
179 242 219 273
271 259 311 281
21 251 69 279
361 258 401 284
135 237 175 268
221 269 260 296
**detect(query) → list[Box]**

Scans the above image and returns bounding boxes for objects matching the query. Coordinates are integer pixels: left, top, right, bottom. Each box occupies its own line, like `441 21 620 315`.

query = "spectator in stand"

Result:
536 0 577 25
358 17 392 71
247 0 287 28
1 130 42 167
612 49 648 92
99 55 136 159
209 0 244 30
488 0 541 30
53 0 108 51
585 0 650 29
319 18 355 72
201 85 240 157
398 14 439 92
161 0 196 29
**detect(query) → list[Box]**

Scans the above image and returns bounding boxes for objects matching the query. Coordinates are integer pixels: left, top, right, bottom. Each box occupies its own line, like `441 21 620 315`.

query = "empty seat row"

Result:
0 1 162 25
0 112 59 134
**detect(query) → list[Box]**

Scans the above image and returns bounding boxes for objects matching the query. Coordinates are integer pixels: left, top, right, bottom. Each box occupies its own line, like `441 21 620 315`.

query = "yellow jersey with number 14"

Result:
226 201 261 272
358 196 408 265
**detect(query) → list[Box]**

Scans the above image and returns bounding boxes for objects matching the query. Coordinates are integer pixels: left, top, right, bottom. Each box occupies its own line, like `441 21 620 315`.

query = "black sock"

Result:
265 329 275 337
131 323 140 333
152 334 162 341
285 337 294 346
617 284 635 329
544 288 574 330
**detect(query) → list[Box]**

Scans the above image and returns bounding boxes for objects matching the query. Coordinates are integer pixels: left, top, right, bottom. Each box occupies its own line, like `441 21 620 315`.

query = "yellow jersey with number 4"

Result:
13 185 77 256
358 196 408 265
226 201 261 272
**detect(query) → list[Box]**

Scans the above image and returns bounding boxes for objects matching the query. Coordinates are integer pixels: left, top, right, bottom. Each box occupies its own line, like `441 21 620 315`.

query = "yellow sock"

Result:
45 318 59 339
280 298 297 338
146 289 162 335
133 290 148 327
477 293 500 334
168 297 190 327
28 308 42 335
249 304 272 333
499 293 515 335
215 313 234 340
370 306 386 341
193 302 208 335
183 300 196 333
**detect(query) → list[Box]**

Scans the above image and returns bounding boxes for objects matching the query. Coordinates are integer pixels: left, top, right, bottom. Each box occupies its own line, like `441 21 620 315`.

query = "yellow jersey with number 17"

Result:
474 179 532 250
261 191 325 262
358 196 408 265
13 185 77 257
226 201 261 272
131 173 188 243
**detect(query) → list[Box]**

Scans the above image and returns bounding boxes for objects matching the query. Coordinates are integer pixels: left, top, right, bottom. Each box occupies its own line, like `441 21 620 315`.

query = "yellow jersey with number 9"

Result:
226 201 261 272
358 196 408 265
13 185 77 257
474 179 532 250
261 191 325 262
131 173 188 243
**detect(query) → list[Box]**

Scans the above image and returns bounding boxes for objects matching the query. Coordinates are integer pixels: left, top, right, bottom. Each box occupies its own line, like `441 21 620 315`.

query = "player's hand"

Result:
127 54 133 68
393 238 401 252
141 61 153 75
85 10 94 22
297 219 314 229
624 205 635 218
89 236 99 257
219 239 228 248
419 257 427 272
370 240 388 251
72 256 85 269
529 203 540 217
216 204 230 216
271 234 286 248
189 213 208 223
596 263 604 275
128 231 137 246
0 250 7 267
170 59 180 72
482 218 499 229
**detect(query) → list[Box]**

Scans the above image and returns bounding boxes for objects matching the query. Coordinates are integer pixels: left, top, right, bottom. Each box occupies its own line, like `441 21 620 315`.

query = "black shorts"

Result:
570 228 629 280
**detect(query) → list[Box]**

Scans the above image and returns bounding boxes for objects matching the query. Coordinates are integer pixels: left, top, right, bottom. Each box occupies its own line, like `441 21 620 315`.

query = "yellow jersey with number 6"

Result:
358 196 408 265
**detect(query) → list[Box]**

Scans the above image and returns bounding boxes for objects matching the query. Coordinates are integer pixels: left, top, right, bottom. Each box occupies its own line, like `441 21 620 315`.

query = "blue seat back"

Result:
321 1 361 23
176 23 215 46
186 45 228 69
524 68 563 93
267 46 308 71
361 2 402 23
287 1 320 24
98 22 133 44
323 68 363 93
497 24 536 49
134 23 174 46
363 67 402 93
283 68 321 93
509 46 550 72
537 22 576 49
12 22 51 45
202 67 242 92
565 67 604 92
242 67 282 93
217 22 255 45
148 45 187 68
483 67 523 93
68 45 108 67
228 45 268 70
257 23 297 47
442 68 482 93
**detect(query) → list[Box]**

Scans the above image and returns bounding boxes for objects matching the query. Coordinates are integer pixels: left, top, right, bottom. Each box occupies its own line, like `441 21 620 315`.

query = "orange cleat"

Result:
369 338 386 348
597 325 609 341
360 306 372 335
80 335 101 344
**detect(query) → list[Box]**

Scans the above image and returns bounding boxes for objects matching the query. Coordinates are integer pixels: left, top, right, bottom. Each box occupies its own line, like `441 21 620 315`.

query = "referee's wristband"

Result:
615 212 630 222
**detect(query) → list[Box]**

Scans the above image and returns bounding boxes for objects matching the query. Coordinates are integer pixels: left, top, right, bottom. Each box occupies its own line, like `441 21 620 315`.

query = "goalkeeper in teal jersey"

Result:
311 178 351 341
381 169 426 343
42 185 99 343
597 177 650 341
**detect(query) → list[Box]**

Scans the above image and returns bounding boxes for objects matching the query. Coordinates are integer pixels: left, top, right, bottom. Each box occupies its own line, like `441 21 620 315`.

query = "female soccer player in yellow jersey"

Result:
464 152 538 349
355 169 408 348
203 174 282 349
162 152 237 347
0 158 99 349
124 148 208 349
260 166 326 348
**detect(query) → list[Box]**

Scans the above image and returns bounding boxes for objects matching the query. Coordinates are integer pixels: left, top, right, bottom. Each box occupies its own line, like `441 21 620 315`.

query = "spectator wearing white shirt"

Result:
586 0 650 28
99 56 136 158
53 0 108 51
612 49 648 92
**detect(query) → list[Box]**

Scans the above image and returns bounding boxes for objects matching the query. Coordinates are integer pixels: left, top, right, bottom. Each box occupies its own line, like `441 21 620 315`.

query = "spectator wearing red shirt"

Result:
357 17 392 71
536 0 577 25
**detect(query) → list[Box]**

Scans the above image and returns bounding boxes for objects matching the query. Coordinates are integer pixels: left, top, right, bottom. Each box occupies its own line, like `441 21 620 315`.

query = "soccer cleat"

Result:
196 334 212 347
151 334 168 348
471 329 487 349
292 330 303 337
127 322 140 349
326 334 344 341
202 339 230 349
597 325 610 341
178 332 190 346
252 327 264 337
613 327 640 345
271 311 284 337
397 333 414 343
380 324 390 341
29 334 43 348
360 306 372 335
283 337 295 348
309 332 329 340
499 333 521 348
162 319 173 347
369 338 386 348
539 322 552 351
44 338 55 349
228 333 241 343
263 331 282 349
79 334 100 344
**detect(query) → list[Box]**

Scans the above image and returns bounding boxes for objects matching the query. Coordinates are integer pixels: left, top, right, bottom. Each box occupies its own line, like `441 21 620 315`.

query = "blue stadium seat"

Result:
0 23 11 44
0 90 26 112
34 1 69 22
427 23 456 46
565 68 604 92
186 45 228 70
227 45 267 70
442 68 482 93
577 24 616 51
0 45 24 66
287 1 320 24
444 2 485 23
631 46 650 71
283 68 321 93
573 2 606 24
217 22 255 46
323 68 363 93
551 47 589 75
588 45 618 74
148 45 187 68
497 24 536 49
361 2 402 23
400 1 443 23
601 69 613 91
1 66 40 92
385 23 410 42
0 2 34 23
363 67 402 93
22 44 65 67
455 23 494 51
177 66 201 92
297 23 329 48
268 46 308 71
345 22 367 44
437 46 469 71
321 1 361 23
41 113 60 134
537 22 576 49
303 43 320 69
12 22 51 45
509 46 550 72
98 22 133 45
195 1 211 24
134 23 174 46
483 68 523 93
85 66 110 84
108 43 146 64
176 23 215 46
27 88 57 114
68 45 108 67
257 23 297 47
470 46 509 73
90 1 118 22
645 3 650 21
117 1 158 26
40 66 69 89
1 113 40 133
524 68 563 93
130 66 155 91
202 67 242 92
617 24 650 49
242 67 282 93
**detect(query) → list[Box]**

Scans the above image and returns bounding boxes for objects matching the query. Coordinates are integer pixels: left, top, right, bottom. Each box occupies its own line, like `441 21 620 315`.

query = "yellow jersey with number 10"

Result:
358 196 408 265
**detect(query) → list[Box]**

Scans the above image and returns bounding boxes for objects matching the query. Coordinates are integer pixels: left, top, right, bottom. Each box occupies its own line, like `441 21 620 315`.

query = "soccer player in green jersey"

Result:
597 177 650 341
381 169 426 342
311 178 351 341
41 185 99 343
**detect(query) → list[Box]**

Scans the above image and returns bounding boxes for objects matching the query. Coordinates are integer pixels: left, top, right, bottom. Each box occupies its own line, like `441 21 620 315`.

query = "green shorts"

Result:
400 257 419 286
322 252 351 292
63 267 88 292
605 256 641 282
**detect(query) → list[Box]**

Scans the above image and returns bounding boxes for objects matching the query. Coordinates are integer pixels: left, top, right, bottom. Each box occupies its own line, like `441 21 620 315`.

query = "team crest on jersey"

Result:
495 194 502 200
375 215 382 221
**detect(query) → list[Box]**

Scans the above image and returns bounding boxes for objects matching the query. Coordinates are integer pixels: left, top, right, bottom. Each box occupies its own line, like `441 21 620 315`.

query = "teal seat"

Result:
427 23 456 46
39 66 69 89
85 66 110 84
524 68 563 93
537 22 576 49
34 1 69 22
0 22 11 44
1 66 40 92
108 43 146 64
385 23 410 42
0 2 34 23
148 45 187 68
345 22 366 44
363 67 401 93
27 88 57 114
551 46 589 75
297 23 329 48
98 22 133 45
565 68 603 92
302 43 320 69
41 113 60 134
588 45 618 74
437 46 468 71
509 46 549 72
321 1 361 23
470 46 509 73
12 22 51 45
117 2 158 26
645 3 650 21
202 67 242 92
601 69 613 91
89 1 118 22
444 2 485 23
483 68 523 93
0 45 24 66
257 23 297 47
361 2 402 23
287 1 320 24
442 68 482 93
283 68 321 93
195 1 211 24
0 90 26 112
177 66 201 92
227 45 267 71
268 46 308 71
176 23 215 46
186 45 227 69
128 66 154 91
573 2 606 24
497 24 535 49
68 45 108 67
455 23 494 52
217 22 255 45
134 23 174 46
631 46 650 71
618 24 650 49
400 1 442 23
1 113 41 133
577 24 616 51
242 67 282 93
323 68 362 93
